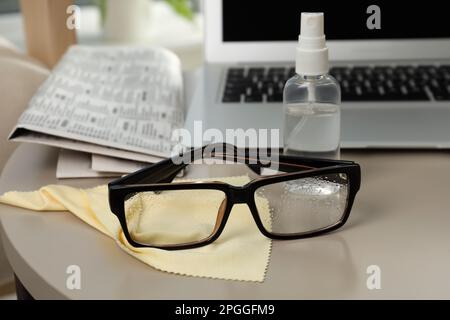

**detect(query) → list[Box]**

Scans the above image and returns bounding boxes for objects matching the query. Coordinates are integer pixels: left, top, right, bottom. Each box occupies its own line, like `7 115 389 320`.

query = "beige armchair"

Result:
1 0 75 292
0 38 49 287
0 40 49 172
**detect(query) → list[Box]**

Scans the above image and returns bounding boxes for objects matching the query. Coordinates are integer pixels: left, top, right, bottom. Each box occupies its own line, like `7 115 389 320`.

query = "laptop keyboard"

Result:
222 65 450 103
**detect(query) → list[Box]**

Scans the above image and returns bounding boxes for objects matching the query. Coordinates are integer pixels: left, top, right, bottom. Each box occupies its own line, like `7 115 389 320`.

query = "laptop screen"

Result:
223 1 450 42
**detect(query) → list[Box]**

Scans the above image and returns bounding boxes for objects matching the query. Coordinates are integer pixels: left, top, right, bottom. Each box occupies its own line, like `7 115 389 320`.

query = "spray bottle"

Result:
283 12 341 159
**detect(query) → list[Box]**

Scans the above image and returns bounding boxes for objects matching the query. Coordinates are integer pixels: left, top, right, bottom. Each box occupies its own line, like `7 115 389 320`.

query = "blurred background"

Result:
0 0 203 69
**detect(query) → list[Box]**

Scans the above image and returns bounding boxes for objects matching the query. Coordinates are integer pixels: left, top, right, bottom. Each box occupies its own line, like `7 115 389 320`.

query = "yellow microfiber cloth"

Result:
0 175 272 282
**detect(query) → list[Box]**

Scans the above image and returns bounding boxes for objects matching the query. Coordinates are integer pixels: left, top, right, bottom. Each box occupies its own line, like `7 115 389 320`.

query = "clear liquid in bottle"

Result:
284 102 340 159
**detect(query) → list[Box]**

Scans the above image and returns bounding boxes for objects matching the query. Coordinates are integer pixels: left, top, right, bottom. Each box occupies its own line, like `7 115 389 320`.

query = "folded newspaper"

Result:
9 45 184 163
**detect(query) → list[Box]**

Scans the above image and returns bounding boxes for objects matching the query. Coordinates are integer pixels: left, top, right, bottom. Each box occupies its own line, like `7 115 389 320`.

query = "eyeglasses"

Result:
108 144 361 250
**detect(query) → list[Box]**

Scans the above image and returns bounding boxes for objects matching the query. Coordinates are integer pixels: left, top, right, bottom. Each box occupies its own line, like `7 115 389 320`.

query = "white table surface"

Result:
1 144 450 299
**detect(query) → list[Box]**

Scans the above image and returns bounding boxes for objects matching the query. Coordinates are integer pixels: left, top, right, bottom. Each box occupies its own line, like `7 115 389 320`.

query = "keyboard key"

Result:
225 81 246 90
437 66 450 80
392 71 408 82
374 66 394 74
407 88 429 101
395 66 415 75
359 87 379 100
227 68 244 78
417 65 436 73
223 88 242 98
433 93 450 101
248 68 265 75
268 67 286 75
429 84 450 101
245 94 263 102
266 93 283 102
433 92 450 101
333 74 344 82
222 94 241 103
249 74 260 84
341 88 362 101
353 66 371 73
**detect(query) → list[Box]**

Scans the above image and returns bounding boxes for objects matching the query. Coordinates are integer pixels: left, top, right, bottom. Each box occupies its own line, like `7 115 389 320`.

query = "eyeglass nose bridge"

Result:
228 185 250 204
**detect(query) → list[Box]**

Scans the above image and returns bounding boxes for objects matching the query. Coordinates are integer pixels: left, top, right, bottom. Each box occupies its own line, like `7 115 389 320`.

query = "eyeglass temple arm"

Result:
206 143 353 172
109 159 187 186
110 144 261 185
215 148 352 173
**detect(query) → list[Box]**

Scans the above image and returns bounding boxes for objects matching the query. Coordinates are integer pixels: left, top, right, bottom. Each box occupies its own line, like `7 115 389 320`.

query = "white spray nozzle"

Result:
300 12 324 39
296 12 329 76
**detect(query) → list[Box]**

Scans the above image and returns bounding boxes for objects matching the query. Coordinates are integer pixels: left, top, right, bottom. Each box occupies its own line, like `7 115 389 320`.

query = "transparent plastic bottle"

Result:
283 12 341 159
283 74 340 159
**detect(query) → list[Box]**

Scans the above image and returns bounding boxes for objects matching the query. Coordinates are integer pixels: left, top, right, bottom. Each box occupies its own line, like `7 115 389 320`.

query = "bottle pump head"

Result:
296 12 329 76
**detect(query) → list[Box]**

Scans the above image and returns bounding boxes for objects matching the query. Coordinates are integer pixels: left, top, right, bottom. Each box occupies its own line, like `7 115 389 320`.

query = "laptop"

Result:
185 0 450 149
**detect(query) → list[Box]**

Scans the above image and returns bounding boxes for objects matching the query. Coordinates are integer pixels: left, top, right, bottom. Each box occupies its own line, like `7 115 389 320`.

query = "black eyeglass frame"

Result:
108 144 361 250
